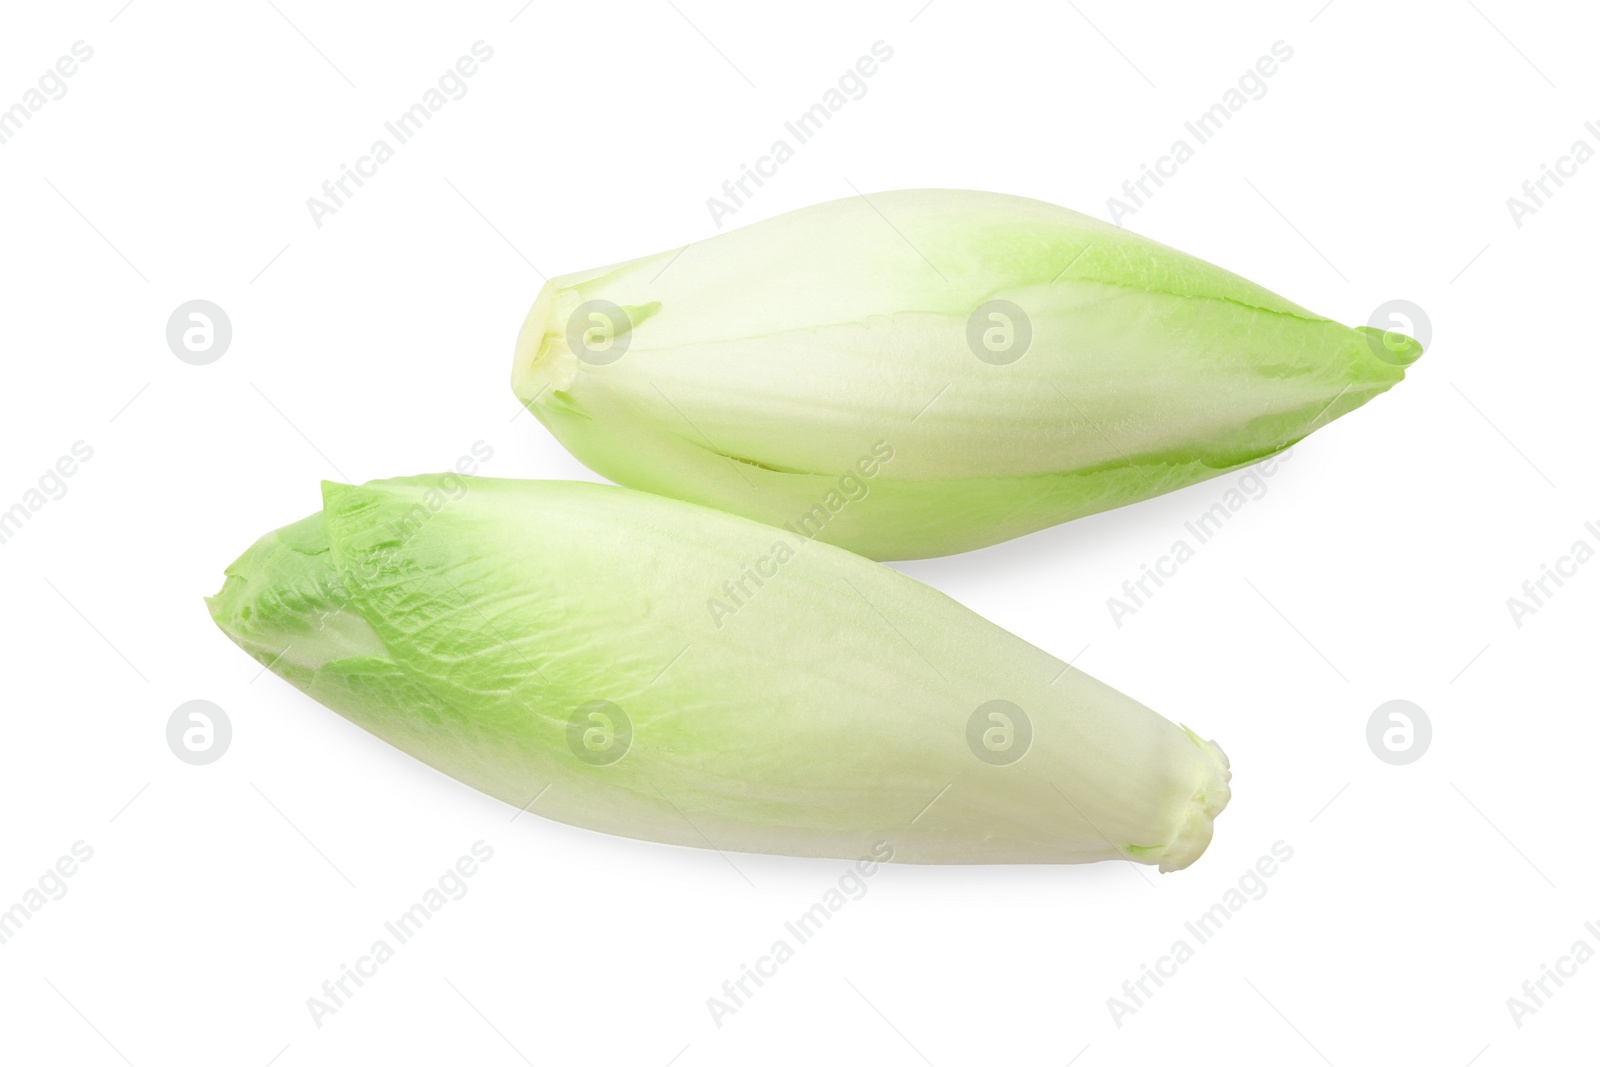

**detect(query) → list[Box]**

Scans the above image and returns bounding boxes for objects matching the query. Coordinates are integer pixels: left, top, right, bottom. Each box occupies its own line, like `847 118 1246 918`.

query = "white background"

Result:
1 1 1595 1064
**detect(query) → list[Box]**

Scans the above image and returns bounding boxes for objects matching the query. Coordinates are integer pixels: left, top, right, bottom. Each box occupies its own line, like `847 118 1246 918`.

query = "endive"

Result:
209 475 1231 871
513 188 1420 560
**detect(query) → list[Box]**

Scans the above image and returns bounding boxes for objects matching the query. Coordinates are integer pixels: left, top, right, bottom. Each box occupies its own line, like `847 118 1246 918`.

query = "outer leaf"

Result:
512 188 1420 559
209 476 1231 871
